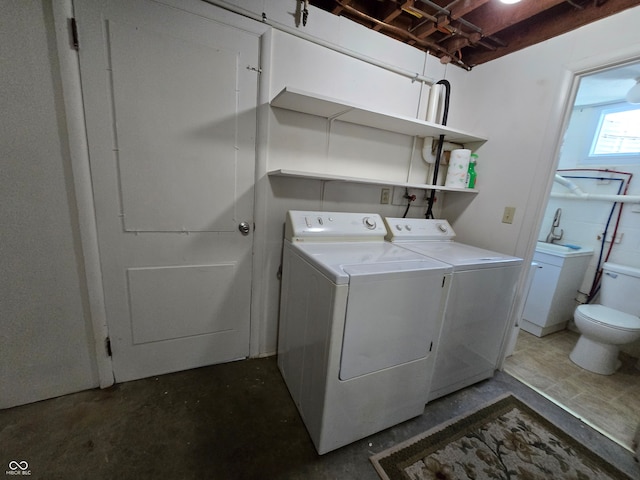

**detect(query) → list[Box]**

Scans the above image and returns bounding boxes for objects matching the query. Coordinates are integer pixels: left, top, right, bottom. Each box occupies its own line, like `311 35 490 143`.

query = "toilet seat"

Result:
576 304 640 332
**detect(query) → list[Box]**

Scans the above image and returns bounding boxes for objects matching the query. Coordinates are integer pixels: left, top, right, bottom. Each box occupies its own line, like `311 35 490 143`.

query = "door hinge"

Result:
246 65 262 74
105 337 112 357
70 18 79 51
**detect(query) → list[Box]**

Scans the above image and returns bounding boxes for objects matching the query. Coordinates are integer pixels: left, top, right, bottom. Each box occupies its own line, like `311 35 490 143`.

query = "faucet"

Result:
545 208 564 244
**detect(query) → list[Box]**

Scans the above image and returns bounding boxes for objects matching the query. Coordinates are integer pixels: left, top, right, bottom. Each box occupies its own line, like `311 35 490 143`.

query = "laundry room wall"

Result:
250 2 640 357
1 0 99 408
434 6 640 364
252 8 466 355
0 0 461 406
6 0 640 405
438 7 640 263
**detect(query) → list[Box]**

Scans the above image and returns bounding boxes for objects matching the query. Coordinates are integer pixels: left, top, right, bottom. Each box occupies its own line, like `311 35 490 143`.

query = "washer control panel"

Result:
286 211 386 241
384 218 456 242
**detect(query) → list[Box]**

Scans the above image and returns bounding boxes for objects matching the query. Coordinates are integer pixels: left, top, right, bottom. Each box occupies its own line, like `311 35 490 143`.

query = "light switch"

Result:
502 206 516 224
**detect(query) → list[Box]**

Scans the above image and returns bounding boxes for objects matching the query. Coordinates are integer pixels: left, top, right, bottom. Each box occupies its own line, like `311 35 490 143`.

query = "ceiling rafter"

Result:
309 0 640 68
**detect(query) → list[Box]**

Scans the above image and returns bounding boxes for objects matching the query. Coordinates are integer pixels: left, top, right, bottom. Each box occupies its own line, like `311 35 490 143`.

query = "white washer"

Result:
385 218 523 401
278 211 452 454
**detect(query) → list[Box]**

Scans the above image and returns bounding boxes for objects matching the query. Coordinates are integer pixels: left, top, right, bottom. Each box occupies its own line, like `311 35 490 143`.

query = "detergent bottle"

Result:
467 154 478 188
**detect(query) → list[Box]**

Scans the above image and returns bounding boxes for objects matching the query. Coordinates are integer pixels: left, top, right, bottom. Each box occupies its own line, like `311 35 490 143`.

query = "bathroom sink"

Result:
535 241 593 257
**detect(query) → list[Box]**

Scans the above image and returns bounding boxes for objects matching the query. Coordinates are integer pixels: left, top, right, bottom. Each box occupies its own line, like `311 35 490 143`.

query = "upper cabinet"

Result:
270 87 487 145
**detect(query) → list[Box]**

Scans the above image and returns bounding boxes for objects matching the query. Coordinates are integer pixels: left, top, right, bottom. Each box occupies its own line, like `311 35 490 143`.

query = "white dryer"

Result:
278 211 452 454
385 218 523 402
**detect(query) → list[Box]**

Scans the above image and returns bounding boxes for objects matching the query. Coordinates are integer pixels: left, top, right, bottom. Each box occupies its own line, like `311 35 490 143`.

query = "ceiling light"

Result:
500 0 521 4
626 78 640 104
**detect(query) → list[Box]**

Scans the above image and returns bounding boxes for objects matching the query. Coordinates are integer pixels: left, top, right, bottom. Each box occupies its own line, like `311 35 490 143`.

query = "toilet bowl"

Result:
569 262 640 375
570 305 640 374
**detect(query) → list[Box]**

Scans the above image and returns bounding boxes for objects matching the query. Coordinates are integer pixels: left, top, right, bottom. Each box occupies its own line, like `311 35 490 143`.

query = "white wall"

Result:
440 7 640 361
254 5 640 355
545 103 640 356
6 0 640 407
549 103 640 272
1 0 98 408
255 15 457 355
442 7 640 259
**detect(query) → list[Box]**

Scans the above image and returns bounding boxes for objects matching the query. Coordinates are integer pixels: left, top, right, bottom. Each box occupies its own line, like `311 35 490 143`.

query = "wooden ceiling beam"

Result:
332 0 467 63
447 0 491 20
412 13 448 39
465 0 640 66
462 0 567 37
374 0 414 32
313 0 639 68
331 0 350 15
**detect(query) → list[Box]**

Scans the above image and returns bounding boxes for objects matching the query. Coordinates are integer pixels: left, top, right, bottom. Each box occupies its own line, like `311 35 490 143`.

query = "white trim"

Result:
500 46 640 371
249 29 274 357
53 0 114 388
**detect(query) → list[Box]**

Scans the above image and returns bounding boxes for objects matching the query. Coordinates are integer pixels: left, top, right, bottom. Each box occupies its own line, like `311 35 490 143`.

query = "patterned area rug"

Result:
370 394 631 480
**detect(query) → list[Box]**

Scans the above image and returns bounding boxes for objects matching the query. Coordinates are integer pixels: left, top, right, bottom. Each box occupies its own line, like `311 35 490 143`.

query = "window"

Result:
589 105 640 160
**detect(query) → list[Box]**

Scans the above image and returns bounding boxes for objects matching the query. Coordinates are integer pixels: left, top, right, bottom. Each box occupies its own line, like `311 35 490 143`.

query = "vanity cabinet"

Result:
521 245 593 337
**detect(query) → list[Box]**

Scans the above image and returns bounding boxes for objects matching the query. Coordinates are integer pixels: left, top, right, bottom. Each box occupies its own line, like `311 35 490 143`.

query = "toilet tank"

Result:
601 262 640 315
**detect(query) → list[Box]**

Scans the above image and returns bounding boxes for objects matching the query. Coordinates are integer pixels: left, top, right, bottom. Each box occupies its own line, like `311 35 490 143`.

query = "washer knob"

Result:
363 217 377 229
405 225 412 231
395 224 402 231
437 223 448 233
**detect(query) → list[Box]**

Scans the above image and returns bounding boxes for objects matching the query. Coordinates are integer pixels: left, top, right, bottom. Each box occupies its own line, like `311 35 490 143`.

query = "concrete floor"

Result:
1 357 638 480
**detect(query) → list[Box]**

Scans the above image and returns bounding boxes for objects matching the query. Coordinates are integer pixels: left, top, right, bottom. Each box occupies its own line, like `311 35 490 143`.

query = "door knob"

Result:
238 222 251 235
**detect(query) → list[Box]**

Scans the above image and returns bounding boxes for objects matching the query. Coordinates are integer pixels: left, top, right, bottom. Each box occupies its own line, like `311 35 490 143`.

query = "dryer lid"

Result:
289 241 451 284
577 304 640 330
343 259 450 280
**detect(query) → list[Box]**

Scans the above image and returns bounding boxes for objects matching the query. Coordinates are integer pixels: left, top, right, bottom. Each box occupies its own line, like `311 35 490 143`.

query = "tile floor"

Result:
504 329 640 450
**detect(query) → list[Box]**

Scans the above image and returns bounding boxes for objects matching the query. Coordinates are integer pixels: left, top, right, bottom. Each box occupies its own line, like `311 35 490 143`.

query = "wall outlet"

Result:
502 206 516 224
380 188 391 204
598 231 623 243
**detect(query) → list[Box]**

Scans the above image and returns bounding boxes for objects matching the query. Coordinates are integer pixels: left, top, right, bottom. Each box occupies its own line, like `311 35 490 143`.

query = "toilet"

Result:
570 262 640 375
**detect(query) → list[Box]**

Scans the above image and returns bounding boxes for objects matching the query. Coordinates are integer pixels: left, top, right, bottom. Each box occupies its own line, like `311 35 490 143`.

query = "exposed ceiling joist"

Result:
309 0 640 69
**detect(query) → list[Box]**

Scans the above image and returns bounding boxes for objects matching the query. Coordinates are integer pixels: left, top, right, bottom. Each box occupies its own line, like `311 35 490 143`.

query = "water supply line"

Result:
425 79 450 219
549 170 634 302
551 173 640 203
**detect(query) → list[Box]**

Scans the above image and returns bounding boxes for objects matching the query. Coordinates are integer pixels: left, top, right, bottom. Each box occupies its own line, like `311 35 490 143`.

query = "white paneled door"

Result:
75 0 258 382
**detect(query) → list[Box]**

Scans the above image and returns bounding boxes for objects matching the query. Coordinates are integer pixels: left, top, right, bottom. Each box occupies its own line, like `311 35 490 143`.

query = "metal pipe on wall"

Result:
202 0 438 85
549 192 640 203
553 173 640 203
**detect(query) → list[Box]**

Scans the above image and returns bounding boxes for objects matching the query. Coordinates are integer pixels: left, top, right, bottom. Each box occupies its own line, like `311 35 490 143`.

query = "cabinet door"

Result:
522 262 560 326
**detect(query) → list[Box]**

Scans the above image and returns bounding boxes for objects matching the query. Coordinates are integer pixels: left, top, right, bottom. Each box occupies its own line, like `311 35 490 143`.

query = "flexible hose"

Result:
553 170 631 302
426 79 451 219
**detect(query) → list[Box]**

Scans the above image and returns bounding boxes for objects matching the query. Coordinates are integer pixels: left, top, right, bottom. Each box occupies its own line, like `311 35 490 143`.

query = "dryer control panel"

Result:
286 211 387 242
384 218 456 242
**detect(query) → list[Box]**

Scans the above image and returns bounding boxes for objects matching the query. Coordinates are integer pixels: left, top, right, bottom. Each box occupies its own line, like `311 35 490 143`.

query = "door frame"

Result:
53 0 270 387
497 44 640 370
